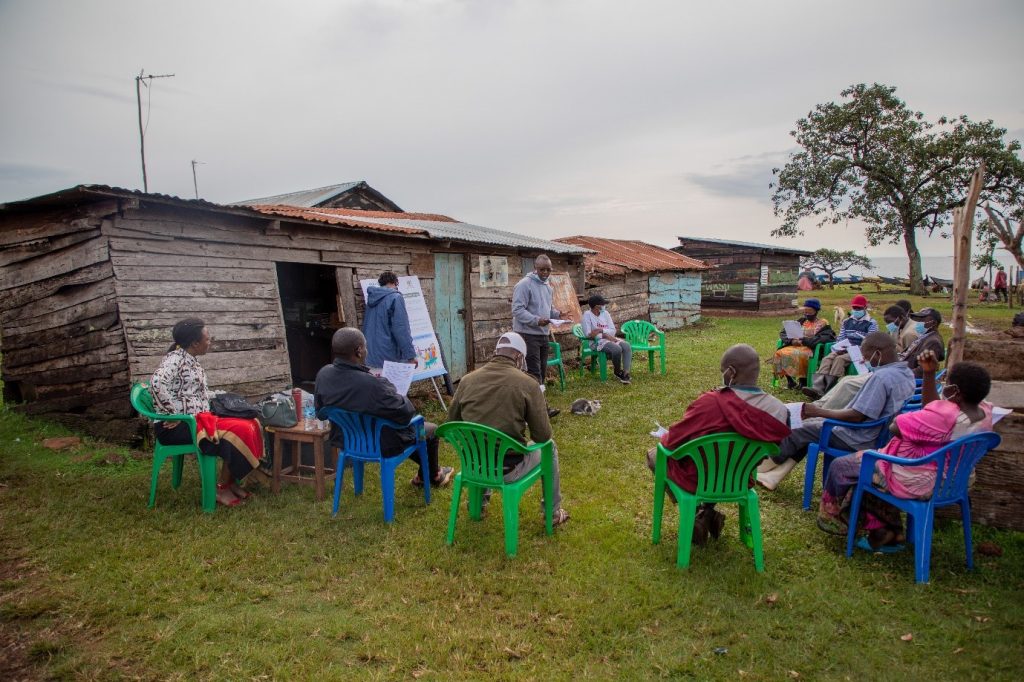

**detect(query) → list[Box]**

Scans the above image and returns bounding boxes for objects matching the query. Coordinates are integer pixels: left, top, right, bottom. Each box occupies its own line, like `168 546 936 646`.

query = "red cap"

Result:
850 294 868 308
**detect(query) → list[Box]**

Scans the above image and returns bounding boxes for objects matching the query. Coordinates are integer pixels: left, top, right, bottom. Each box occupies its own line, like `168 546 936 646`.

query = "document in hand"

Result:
381 361 416 396
786 402 805 429
782 320 803 340
847 345 871 375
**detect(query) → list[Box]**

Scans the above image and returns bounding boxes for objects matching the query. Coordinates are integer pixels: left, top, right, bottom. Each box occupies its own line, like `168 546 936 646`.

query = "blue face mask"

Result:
886 321 898 334
851 309 866 319
915 322 927 335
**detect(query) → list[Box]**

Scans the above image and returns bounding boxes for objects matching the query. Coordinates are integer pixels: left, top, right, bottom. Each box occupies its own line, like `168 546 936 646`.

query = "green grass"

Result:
1 316 1022 680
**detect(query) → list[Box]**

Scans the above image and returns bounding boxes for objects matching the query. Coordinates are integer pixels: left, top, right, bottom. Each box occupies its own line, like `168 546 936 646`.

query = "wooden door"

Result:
433 253 468 379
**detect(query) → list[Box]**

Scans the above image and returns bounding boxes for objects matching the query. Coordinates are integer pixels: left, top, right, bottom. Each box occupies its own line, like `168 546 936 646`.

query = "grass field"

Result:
1 305 1022 680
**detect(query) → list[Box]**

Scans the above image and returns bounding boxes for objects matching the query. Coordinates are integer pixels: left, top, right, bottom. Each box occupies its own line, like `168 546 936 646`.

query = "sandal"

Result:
552 508 570 527
412 466 455 488
854 536 906 554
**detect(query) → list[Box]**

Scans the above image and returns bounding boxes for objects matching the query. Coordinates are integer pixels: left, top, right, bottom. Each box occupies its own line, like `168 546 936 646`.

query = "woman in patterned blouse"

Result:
150 318 264 507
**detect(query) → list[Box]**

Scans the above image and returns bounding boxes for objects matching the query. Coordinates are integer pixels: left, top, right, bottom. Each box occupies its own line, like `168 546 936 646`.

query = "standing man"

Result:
512 254 561 417
363 271 416 372
995 267 1009 303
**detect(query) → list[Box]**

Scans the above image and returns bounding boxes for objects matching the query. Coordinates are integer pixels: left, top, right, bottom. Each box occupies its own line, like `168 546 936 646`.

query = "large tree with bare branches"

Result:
771 83 1024 294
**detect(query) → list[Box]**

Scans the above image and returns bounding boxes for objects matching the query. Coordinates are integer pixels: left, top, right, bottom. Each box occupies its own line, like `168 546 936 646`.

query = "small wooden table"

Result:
268 423 335 501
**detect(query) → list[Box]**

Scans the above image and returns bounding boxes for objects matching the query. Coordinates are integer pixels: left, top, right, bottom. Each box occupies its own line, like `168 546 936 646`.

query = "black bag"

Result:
259 397 298 428
210 393 261 419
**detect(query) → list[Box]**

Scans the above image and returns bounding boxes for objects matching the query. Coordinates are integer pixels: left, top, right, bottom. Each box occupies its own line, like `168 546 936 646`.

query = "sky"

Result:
1 0 1022 262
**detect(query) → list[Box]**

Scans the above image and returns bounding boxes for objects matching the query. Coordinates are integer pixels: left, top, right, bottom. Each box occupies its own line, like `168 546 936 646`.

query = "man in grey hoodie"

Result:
363 271 416 371
512 255 560 416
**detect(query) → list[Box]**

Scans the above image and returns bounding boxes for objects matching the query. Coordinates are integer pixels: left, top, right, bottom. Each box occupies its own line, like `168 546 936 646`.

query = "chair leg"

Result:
419 444 431 505
845 488 864 557
446 476 463 546
198 454 217 513
468 486 483 521
598 354 608 381
381 461 396 523
648 350 655 373
171 454 184 489
558 364 566 391
659 348 666 375
503 489 522 557
332 454 346 517
677 496 697 568
911 511 933 583
148 455 164 508
652 479 665 545
353 460 364 496
961 497 974 570
802 445 820 511
746 494 765 572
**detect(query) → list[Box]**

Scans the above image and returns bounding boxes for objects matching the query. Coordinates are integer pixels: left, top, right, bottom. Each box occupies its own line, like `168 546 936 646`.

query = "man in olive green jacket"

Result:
447 332 569 525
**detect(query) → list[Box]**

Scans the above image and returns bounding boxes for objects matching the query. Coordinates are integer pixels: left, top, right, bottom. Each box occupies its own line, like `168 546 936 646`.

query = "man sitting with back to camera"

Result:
645 344 791 545
315 327 453 489
756 332 916 491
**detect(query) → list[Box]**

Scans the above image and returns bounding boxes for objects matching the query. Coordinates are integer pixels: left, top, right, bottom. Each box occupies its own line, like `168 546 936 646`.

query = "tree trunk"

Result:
903 225 926 295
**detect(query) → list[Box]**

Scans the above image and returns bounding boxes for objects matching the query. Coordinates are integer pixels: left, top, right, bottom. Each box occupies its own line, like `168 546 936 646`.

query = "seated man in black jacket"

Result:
315 327 453 487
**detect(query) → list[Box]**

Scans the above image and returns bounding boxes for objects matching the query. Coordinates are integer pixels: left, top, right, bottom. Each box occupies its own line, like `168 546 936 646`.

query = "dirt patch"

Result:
964 337 1024 380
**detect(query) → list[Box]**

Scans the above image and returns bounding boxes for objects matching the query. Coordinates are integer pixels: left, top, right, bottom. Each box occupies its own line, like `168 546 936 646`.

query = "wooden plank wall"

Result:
675 243 801 311
649 272 702 330
0 205 132 439
583 273 650 326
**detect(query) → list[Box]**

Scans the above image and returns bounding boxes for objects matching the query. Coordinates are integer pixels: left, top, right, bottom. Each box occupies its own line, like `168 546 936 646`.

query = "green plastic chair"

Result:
436 421 554 557
572 323 609 381
651 432 779 571
130 382 217 513
621 320 666 375
770 340 831 388
547 340 566 391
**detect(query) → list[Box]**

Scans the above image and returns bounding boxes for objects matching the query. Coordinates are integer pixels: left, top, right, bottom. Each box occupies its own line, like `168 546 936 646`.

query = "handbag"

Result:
259 396 298 428
210 392 261 419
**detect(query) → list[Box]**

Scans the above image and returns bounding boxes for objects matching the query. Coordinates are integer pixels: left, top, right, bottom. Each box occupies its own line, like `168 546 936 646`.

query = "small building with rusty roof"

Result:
554 236 709 330
0 184 588 439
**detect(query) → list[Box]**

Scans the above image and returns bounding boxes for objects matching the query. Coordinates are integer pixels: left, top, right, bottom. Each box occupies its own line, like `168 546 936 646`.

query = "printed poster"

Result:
360 276 448 382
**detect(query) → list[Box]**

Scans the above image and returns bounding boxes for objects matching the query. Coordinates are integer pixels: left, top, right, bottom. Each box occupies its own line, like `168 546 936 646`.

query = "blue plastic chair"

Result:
845 431 1001 583
319 406 431 523
801 415 893 510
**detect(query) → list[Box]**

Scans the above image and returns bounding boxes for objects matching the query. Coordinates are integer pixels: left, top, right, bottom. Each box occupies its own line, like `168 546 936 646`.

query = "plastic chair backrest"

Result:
622 320 658 345
130 382 159 418
572 324 587 342
437 421 538 487
320 406 409 459
659 432 780 501
930 432 1001 504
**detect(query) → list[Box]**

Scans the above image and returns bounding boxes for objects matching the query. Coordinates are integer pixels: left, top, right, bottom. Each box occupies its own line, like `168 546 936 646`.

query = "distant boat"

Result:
927 275 953 288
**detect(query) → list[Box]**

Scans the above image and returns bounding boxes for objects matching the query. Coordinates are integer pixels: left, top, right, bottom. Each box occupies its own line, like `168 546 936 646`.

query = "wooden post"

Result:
948 163 986 370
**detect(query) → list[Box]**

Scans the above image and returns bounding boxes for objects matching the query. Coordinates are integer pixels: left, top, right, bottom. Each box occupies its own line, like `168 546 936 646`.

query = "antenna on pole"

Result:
191 159 205 199
135 69 175 193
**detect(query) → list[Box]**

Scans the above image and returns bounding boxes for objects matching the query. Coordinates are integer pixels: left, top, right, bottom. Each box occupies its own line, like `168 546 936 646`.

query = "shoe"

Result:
854 536 906 554
547 408 560 418
691 515 710 546
816 515 848 536
413 466 455 488
614 371 631 385
552 508 570 527
801 387 823 401
755 458 798 491
786 377 798 389
702 508 726 540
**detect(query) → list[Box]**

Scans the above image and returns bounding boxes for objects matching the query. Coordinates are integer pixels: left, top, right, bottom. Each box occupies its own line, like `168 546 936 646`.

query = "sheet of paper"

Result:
832 339 851 352
381 361 416 396
786 402 804 429
782 320 803 339
649 422 668 439
992 406 1012 425
549 319 571 326
847 345 870 375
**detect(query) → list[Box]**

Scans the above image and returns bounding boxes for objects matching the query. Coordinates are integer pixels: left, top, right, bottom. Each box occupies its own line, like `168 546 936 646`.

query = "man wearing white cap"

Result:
446 332 569 526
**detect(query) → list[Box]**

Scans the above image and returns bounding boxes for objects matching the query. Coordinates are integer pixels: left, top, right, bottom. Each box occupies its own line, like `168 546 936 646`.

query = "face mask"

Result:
886 322 898 334
851 309 866 319
941 385 960 402
914 322 927 335
866 350 882 371
722 365 736 388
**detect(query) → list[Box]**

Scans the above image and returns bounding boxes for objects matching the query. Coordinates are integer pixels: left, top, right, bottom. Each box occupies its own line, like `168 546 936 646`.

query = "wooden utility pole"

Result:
135 70 175 193
948 162 986 369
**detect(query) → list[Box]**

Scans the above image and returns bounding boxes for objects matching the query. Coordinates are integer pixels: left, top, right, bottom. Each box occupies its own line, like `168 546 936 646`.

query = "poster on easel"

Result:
546 272 583 335
359 276 448 382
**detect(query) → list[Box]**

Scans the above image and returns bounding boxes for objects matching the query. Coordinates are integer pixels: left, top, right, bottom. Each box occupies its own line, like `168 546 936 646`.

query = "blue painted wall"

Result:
648 272 702 330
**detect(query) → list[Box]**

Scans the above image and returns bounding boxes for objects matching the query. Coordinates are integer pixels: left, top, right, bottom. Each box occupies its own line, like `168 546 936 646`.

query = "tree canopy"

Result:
801 248 872 287
771 83 1024 293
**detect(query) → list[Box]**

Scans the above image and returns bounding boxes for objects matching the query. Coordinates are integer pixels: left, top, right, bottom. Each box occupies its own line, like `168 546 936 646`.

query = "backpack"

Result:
209 393 261 420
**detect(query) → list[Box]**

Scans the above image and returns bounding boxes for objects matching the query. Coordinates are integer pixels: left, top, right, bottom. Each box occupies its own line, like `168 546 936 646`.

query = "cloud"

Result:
685 150 792 202
36 78 134 104
0 162 70 184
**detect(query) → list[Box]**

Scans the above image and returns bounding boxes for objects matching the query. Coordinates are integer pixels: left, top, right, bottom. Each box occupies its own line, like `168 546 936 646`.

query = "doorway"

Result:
433 253 468 379
275 262 340 390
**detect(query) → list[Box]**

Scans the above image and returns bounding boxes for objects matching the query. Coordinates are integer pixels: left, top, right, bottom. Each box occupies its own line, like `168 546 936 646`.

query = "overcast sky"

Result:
1 0 1022 259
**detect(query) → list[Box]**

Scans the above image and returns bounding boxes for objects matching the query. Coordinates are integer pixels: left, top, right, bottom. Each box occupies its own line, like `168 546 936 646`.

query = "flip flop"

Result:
216 494 243 508
854 536 906 554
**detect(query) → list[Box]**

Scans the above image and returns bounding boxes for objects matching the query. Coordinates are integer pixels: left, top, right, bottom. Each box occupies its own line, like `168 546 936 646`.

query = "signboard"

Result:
479 255 509 287
742 283 759 302
546 272 583 333
359 276 447 381
760 265 770 285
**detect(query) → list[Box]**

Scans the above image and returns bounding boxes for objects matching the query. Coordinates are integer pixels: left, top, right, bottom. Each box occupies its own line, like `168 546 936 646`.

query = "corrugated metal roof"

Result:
676 235 812 256
555 235 709 276
251 205 590 255
232 182 364 207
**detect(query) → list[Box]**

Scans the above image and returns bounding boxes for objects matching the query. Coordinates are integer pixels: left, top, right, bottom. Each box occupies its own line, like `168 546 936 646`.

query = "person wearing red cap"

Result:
804 294 878 399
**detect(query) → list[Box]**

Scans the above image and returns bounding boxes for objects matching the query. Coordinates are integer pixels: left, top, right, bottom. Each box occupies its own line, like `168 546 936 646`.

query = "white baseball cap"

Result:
495 332 527 356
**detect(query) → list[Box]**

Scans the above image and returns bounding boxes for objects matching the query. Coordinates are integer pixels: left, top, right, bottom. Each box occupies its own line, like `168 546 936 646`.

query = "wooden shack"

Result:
674 237 810 311
233 181 403 212
555 236 708 329
0 185 587 440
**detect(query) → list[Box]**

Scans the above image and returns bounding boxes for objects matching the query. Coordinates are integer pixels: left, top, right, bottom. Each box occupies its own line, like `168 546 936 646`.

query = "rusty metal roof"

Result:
677 236 812 257
555 235 709 277
232 181 403 211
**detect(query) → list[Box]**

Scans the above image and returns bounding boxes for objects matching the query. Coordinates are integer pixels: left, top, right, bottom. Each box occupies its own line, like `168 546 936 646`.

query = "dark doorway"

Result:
275 262 340 391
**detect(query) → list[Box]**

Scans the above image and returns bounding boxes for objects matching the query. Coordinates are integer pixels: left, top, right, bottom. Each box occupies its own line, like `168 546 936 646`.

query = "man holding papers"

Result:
512 254 562 417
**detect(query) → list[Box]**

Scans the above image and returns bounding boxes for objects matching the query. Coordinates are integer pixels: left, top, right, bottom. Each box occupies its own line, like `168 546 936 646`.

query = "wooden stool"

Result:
269 424 335 501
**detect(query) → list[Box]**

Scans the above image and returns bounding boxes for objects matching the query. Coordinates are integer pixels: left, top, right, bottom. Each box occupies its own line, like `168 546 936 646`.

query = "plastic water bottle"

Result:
303 404 316 430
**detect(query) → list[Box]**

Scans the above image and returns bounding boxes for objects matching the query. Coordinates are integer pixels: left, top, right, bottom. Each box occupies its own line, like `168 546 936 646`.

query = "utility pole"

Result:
191 160 205 199
135 69 175 193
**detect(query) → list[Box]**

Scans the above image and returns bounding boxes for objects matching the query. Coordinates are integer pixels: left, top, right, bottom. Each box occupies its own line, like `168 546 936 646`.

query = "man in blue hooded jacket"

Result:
363 271 416 371
512 254 561 417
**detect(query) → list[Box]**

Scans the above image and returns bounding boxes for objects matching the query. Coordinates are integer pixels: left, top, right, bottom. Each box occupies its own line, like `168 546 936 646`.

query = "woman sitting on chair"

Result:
582 294 633 384
816 351 993 550
771 299 835 389
150 318 264 507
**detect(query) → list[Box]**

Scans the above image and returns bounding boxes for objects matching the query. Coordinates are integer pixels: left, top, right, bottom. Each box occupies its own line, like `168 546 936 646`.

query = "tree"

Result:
982 202 1024 271
801 248 873 287
771 83 1024 294
971 218 1002 284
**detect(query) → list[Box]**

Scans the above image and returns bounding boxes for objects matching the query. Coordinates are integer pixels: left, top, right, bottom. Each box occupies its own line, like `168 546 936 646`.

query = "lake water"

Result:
848 255 1005 282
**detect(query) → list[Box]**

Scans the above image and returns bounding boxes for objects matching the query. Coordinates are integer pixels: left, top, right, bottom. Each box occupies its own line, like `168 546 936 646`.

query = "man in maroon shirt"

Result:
646 344 791 545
